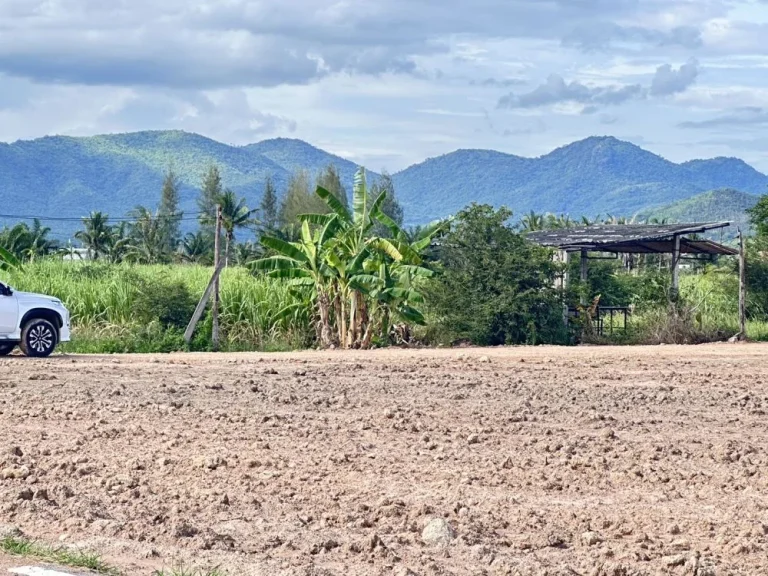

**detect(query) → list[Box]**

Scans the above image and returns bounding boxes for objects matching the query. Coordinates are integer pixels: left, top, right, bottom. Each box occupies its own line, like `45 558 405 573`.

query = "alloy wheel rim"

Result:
29 325 53 353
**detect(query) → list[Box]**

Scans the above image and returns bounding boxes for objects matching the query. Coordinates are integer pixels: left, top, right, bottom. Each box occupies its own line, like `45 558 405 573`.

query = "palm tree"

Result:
180 232 214 265
106 222 131 264
1 223 34 260
75 212 112 260
24 219 59 261
235 241 261 267
126 207 167 264
521 211 546 232
218 190 257 266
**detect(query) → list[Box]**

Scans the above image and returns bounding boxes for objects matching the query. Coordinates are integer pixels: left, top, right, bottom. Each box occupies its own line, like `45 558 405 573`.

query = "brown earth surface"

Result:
1 344 767 576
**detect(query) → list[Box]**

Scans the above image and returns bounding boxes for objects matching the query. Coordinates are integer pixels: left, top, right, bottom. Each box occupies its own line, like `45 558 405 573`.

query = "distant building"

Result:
61 248 91 262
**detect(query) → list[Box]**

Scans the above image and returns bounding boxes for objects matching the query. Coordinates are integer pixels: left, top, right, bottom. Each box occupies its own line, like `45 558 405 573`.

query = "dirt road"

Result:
1 344 767 575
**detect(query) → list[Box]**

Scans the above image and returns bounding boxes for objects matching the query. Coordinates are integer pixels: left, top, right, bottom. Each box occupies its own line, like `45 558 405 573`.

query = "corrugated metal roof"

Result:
526 222 735 255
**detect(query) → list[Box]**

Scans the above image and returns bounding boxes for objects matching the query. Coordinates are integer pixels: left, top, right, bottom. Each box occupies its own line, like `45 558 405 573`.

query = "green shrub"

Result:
133 276 196 328
426 204 568 346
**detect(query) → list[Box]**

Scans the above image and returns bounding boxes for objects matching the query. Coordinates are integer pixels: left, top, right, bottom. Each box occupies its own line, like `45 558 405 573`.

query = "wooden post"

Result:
739 229 747 340
671 234 681 303
212 205 222 351
580 249 588 305
558 250 570 327
184 259 226 344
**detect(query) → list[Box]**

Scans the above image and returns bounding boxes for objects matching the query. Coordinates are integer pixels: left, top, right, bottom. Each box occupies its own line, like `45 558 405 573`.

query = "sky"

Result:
1 0 768 172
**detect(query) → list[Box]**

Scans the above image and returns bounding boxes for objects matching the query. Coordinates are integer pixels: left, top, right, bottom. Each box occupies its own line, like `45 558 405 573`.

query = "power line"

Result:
0 211 205 223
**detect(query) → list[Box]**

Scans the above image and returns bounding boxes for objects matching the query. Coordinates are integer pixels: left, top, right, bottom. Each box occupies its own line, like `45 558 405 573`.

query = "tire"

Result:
19 319 58 358
0 343 15 356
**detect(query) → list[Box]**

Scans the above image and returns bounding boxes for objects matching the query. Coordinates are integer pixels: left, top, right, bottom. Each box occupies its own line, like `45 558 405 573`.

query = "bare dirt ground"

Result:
1 344 768 576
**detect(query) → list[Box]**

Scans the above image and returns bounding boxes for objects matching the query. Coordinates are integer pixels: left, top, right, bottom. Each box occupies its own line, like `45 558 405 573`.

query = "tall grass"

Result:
2 260 312 352
627 266 768 343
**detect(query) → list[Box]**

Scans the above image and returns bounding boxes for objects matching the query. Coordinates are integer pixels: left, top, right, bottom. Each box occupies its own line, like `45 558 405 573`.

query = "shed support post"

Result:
553 250 569 327
580 249 588 306
739 229 747 340
671 234 681 303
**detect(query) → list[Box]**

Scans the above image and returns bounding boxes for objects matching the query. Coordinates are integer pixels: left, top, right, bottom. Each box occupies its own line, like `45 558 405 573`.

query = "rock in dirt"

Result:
422 518 456 547
17 488 33 501
582 531 603 546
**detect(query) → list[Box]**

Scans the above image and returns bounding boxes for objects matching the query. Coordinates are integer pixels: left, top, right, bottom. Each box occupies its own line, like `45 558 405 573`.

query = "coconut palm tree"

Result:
126 207 168 264
75 212 112 260
217 190 257 266
180 232 214 265
521 211 546 232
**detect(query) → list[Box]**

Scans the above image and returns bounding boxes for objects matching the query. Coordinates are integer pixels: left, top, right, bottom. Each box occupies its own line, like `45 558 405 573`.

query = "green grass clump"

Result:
153 564 227 576
1 534 119 575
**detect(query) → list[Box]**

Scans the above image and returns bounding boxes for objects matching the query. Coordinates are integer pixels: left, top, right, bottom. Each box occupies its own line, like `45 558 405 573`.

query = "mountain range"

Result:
0 130 766 236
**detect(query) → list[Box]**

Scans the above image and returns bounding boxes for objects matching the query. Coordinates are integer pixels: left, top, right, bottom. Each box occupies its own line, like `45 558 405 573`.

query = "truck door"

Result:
0 284 19 334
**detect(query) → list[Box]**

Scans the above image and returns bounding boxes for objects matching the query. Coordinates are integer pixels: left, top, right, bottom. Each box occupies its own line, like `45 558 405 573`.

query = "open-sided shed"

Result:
526 222 746 337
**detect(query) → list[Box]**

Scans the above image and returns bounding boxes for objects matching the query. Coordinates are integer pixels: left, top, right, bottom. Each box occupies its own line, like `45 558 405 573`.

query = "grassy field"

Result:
1 260 763 352
3 260 311 353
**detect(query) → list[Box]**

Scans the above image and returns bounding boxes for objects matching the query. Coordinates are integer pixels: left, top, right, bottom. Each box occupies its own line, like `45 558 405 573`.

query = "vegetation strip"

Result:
0 535 118 575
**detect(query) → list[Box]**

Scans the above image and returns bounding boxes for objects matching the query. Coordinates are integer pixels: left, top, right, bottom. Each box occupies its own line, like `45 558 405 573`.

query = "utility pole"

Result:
213 204 222 351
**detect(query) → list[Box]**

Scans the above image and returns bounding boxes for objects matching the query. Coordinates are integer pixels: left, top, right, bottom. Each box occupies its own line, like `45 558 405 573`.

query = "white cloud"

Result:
0 0 767 172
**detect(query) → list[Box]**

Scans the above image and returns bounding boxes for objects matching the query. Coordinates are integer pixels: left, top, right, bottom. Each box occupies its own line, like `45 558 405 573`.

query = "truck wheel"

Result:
20 319 58 358
0 343 15 356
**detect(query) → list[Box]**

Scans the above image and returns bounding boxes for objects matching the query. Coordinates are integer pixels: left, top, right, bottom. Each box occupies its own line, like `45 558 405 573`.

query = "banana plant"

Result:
0 246 21 272
251 166 444 349
251 216 341 347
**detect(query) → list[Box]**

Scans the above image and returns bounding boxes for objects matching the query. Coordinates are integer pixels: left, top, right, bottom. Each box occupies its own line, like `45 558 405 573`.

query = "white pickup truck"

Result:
0 281 71 357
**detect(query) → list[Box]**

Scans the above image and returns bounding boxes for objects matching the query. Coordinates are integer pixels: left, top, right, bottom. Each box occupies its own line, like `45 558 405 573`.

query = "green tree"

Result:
370 171 404 237
316 164 348 208
520 211 545 232
253 168 442 349
75 212 112 260
428 204 567 346
180 232 214 265
260 176 279 234
278 170 325 227
106 222 131 264
219 190 257 266
198 165 223 229
159 167 183 252
25 219 59 260
127 207 168 264
747 193 768 239
235 241 262 267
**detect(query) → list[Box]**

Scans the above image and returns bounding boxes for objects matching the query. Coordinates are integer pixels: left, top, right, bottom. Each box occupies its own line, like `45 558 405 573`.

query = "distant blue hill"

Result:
0 131 766 236
392 136 768 224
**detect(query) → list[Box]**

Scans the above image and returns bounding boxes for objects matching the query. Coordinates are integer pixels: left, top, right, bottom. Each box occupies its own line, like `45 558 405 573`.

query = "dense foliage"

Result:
253 169 445 349
426 205 567 346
